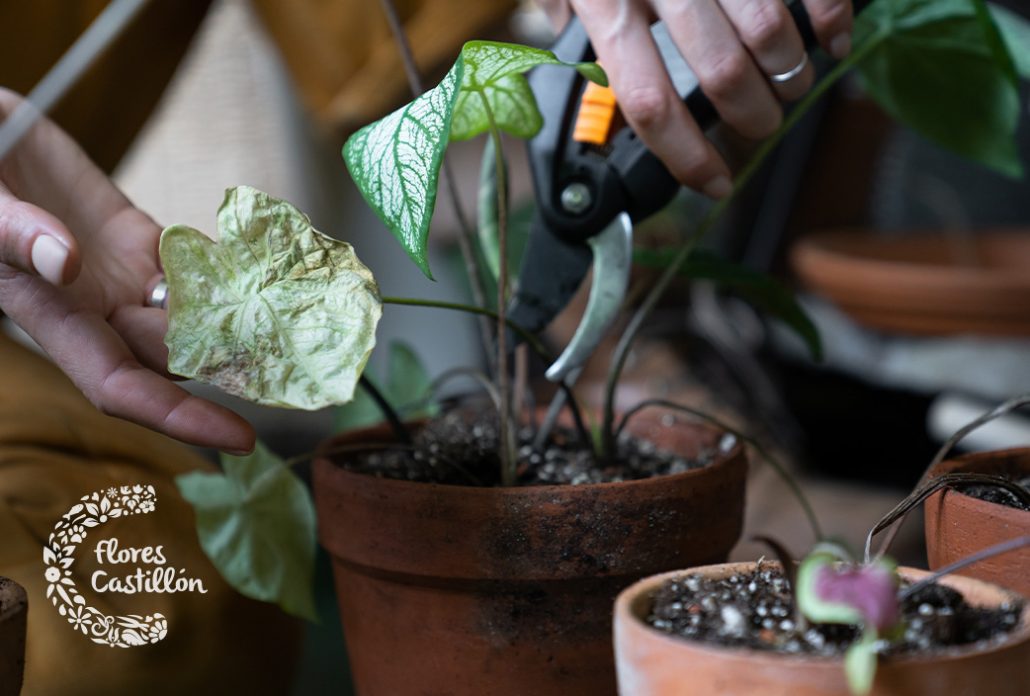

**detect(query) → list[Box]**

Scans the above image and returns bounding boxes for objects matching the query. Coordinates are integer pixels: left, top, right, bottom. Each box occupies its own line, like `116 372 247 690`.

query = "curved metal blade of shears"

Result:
544 212 632 381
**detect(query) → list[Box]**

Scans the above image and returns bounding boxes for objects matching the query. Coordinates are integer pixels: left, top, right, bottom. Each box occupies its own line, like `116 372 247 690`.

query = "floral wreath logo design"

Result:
43 484 168 648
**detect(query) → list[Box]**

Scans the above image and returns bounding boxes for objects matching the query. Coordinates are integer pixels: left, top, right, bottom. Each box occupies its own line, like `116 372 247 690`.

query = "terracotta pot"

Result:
924 448 1030 595
614 562 1030 696
0 577 26 696
792 230 1030 335
313 417 747 695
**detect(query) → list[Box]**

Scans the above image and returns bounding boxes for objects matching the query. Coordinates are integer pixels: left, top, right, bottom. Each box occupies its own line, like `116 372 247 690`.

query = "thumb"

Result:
0 199 80 285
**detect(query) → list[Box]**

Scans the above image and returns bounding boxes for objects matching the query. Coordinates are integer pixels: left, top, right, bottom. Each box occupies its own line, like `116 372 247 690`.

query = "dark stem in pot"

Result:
358 374 413 444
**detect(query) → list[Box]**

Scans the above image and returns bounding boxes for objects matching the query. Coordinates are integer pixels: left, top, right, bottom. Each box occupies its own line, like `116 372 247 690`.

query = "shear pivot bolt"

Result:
560 182 592 215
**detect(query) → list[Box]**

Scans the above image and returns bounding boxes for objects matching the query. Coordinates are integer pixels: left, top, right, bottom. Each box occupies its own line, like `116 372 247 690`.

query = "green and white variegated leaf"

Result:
450 41 606 141
176 442 317 621
343 62 462 279
160 186 382 409
343 40 606 277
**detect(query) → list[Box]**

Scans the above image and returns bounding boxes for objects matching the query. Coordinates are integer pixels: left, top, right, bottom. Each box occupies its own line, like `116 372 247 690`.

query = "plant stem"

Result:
384 295 604 451
479 94 518 486
358 375 412 444
381 295 549 360
600 40 880 458
376 0 497 375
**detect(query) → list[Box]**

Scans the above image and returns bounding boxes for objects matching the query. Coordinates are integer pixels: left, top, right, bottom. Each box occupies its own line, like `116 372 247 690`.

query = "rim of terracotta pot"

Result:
927 446 1030 522
615 561 1030 669
314 417 749 582
314 416 745 495
0 577 26 625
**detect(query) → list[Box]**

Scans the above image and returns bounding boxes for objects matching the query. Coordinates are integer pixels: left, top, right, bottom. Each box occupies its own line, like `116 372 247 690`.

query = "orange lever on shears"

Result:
572 77 617 145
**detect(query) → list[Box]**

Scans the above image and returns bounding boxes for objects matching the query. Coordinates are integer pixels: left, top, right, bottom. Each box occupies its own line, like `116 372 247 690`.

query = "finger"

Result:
109 305 172 378
0 197 81 285
801 0 853 59
538 0 572 31
2 281 254 452
571 0 732 197
720 0 815 100
655 0 782 140
96 358 256 454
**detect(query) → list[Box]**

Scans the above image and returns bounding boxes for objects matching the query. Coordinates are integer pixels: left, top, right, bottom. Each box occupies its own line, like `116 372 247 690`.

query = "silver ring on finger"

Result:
146 277 168 309
768 53 808 84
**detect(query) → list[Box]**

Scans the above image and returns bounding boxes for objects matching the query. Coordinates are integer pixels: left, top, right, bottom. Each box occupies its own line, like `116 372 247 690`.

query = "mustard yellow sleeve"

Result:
0 334 300 695
250 0 517 136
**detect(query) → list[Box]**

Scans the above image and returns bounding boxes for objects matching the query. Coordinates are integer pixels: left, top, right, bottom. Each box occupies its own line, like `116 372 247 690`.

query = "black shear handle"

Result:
528 0 865 243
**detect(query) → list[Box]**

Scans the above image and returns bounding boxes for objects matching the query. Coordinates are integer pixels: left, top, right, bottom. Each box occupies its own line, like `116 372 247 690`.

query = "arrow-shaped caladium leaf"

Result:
344 41 605 278
160 186 382 409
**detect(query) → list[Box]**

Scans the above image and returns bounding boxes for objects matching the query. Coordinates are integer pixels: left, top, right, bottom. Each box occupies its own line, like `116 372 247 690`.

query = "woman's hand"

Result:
0 88 255 453
539 0 853 198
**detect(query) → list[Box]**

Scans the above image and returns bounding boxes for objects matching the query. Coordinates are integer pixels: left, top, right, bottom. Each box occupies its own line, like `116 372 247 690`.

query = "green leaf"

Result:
450 41 606 141
844 630 880 696
476 137 505 282
633 248 822 361
160 186 382 409
387 342 434 412
332 377 384 433
854 0 1023 177
343 41 605 277
343 62 462 279
333 341 436 433
991 4 1030 79
176 442 317 621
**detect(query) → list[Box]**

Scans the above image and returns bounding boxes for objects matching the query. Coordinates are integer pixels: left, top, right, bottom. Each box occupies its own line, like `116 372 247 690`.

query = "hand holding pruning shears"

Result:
536 0 853 196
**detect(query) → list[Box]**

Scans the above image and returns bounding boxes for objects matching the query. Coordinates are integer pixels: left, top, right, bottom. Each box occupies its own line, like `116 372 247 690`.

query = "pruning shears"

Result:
509 1 827 382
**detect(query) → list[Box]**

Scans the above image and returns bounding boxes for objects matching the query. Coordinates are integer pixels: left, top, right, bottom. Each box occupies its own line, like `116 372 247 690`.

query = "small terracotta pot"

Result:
614 562 1030 696
0 577 27 696
924 448 1030 595
313 417 747 695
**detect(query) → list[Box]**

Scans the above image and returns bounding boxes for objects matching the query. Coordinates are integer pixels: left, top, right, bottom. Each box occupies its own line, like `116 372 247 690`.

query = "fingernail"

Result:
225 447 253 457
31 235 69 285
703 175 732 200
830 33 851 60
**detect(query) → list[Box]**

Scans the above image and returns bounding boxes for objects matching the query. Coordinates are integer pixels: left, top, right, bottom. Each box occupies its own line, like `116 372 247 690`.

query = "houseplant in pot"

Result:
613 394 1030 695
159 0 1028 693
613 537 1030 696
162 38 757 696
